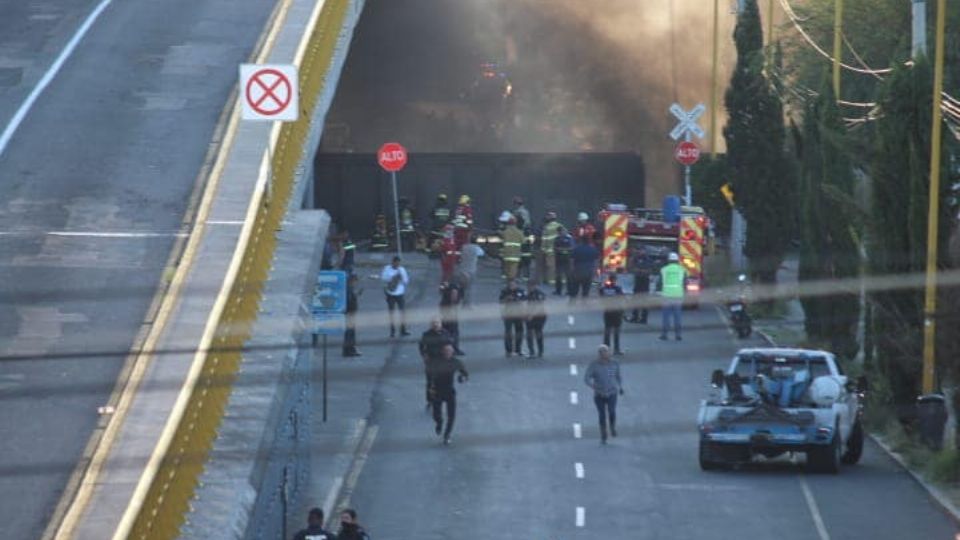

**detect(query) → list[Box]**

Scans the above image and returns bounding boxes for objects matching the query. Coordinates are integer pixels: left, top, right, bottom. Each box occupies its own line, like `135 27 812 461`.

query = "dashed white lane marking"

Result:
572 423 582 439
569 364 578 376
206 220 246 225
568 337 576 349
575 462 584 479
799 475 831 540
568 315 575 325
570 391 578 405
48 231 188 238
0 0 115 158
575 506 585 527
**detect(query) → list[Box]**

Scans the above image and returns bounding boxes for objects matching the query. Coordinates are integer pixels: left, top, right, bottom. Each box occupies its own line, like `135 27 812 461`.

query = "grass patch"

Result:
751 298 790 320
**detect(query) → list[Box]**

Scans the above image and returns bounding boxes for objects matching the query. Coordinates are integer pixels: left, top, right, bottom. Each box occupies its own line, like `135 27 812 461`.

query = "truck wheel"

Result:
808 431 842 474
842 420 864 465
699 441 723 471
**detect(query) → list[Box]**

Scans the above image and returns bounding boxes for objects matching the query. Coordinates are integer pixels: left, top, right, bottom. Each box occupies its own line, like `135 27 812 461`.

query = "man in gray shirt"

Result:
456 234 484 307
584 344 624 444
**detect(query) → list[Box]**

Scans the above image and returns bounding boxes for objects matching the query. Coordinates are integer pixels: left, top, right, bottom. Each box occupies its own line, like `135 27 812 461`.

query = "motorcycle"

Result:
727 274 752 338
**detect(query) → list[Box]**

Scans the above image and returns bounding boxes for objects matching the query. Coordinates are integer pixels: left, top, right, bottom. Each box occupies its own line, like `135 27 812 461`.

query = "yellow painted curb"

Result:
114 1 350 539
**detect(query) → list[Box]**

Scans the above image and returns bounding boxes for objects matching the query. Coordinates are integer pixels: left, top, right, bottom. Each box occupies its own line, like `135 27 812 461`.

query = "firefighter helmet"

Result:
437 193 448 202
499 210 513 223
668 252 680 262
459 194 471 205
577 212 589 222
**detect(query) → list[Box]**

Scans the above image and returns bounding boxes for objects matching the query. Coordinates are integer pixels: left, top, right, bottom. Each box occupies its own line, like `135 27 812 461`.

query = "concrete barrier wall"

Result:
121 1 362 538
313 152 647 235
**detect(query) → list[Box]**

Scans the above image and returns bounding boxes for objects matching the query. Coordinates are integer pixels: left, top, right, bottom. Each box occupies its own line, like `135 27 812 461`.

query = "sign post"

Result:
239 64 300 204
311 270 347 422
377 142 408 258
669 103 706 206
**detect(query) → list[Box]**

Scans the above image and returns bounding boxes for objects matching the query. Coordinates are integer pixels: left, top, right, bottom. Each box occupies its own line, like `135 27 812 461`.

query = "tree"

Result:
869 57 958 409
724 0 796 283
796 79 861 359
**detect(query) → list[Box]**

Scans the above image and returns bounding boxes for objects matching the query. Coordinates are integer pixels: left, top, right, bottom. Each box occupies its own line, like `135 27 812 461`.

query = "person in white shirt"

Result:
457 234 485 307
381 256 410 337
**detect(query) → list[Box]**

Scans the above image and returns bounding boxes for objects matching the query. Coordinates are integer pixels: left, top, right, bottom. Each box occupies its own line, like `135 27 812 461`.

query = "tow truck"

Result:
697 348 866 473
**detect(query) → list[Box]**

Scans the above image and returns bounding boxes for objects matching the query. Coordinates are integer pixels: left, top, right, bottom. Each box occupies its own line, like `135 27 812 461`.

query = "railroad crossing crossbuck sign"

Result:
239 64 299 122
669 103 706 141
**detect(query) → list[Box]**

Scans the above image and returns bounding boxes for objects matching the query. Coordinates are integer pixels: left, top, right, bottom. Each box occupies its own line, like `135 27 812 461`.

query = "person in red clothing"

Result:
440 223 459 282
452 194 474 249
574 211 597 246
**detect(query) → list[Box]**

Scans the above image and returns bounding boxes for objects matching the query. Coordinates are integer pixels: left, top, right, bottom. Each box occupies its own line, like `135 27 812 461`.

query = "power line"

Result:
779 0 893 76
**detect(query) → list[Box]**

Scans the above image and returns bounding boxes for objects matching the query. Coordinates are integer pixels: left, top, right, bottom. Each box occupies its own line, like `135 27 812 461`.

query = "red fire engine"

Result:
625 205 710 303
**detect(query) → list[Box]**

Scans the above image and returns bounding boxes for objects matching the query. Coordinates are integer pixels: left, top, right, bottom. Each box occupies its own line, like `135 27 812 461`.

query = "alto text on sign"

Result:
378 142 408 172
674 141 701 166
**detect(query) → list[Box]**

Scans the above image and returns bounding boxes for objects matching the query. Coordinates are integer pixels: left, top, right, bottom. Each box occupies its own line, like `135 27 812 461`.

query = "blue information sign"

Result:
312 270 347 335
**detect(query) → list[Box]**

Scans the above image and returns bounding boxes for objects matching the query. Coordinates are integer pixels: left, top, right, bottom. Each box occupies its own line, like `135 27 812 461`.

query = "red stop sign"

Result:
674 141 701 166
378 142 408 172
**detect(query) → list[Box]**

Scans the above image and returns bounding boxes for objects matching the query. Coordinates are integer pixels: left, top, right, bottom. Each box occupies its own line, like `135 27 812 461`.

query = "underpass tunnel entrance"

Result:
314 152 645 236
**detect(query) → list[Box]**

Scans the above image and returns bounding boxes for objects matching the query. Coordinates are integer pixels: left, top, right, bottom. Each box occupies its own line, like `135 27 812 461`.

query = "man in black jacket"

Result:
599 273 625 355
336 508 371 540
499 279 527 357
419 317 454 408
343 274 361 357
439 280 464 355
426 343 469 444
292 508 335 540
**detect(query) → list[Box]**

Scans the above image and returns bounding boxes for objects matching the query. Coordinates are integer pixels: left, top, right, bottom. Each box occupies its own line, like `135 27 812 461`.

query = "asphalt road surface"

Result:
0 1 275 537
337 257 960 539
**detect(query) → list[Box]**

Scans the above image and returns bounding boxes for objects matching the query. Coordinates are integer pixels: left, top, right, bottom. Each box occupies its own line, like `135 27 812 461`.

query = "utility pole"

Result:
832 0 844 98
710 0 720 155
912 0 928 58
767 0 776 46
921 0 947 394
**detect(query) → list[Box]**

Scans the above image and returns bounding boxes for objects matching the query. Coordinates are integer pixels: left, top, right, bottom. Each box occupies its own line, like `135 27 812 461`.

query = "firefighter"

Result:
371 214 389 251
398 197 417 252
519 225 534 280
574 211 597 246
512 196 531 230
451 194 474 250
440 223 459 282
501 215 524 281
499 279 527 357
553 225 574 296
540 211 563 287
428 193 450 250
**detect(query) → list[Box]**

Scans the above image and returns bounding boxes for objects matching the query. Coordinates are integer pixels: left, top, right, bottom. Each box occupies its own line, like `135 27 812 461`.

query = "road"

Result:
0 1 275 537
332 257 960 539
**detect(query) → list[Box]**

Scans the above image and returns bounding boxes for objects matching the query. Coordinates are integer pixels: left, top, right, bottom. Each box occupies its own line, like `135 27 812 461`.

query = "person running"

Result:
525 281 547 358
439 280 464 355
381 256 410 337
598 273 625 355
499 279 527 357
426 343 469 445
583 345 624 444
292 508 335 540
659 252 686 341
420 317 454 409
336 508 371 540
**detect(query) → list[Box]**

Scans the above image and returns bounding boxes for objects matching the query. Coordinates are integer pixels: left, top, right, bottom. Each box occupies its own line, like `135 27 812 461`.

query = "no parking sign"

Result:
239 64 299 122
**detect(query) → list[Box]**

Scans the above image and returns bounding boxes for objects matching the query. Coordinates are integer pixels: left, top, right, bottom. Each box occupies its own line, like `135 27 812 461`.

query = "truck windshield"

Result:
734 355 831 380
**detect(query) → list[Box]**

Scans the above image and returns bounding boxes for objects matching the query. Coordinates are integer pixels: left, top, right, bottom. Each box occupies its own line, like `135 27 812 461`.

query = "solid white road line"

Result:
48 231 188 238
0 0 114 157
568 315 575 325
568 337 576 349
569 364 578 376
570 391 578 405
205 220 246 225
574 462 584 479
799 475 831 540
576 506 585 527
572 423 582 439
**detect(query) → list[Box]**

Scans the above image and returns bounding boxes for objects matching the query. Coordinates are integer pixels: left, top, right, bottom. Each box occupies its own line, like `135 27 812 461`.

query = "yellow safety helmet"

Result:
459 194 471 205
437 193 448 202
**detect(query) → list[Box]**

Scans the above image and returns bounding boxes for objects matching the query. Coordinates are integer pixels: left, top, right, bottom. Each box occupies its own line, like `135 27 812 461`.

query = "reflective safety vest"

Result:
501 225 523 262
660 263 686 299
541 221 563 253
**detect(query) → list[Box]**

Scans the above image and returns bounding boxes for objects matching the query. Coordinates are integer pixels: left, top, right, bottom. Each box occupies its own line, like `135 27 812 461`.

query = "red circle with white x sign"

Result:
245 68 293 116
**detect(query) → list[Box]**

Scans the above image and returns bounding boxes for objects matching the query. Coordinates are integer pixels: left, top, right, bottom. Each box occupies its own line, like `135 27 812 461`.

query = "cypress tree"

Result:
723 0 796 284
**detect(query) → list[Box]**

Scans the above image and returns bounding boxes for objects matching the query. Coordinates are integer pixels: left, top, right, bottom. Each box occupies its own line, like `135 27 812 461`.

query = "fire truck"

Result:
605 204 710 305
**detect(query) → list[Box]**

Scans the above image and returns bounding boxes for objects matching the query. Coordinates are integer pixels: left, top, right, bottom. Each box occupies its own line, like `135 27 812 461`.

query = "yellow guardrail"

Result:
119 1 350 538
